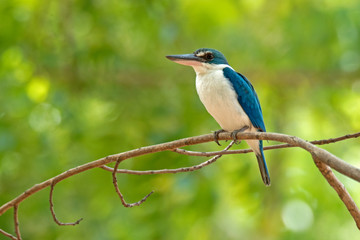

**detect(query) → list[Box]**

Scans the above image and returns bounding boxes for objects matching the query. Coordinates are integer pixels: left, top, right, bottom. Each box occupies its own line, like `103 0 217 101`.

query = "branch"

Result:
313 156 360 229
0 132 359 238
1 132 359 216
313 155 360 228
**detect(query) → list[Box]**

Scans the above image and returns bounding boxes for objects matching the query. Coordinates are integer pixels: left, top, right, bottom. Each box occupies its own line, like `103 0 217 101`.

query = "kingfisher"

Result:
166 48 270 186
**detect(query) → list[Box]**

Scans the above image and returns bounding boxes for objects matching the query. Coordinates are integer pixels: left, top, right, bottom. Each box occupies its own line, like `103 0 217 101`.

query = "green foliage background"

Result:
1 0 360 239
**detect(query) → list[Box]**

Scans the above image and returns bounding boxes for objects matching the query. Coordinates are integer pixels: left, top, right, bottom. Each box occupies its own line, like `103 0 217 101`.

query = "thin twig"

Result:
313 156 360 229
112 157 154 208
0 228 17 240
49 182 83 226
311 132 360 144
13 205 21 240
102 141 236 175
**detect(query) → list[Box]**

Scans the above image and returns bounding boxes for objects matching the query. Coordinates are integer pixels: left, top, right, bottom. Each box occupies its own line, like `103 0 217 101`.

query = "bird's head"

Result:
166 48 229 73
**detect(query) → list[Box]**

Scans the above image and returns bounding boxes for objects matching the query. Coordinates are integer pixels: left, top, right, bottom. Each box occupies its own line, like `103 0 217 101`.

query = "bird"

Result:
166 48 270 186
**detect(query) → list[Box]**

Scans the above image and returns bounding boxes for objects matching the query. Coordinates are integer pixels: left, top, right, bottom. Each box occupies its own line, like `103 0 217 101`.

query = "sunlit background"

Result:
1 0 360 239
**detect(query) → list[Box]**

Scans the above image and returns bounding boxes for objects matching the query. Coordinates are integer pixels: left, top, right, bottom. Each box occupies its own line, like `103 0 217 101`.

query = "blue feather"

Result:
222 67 266 132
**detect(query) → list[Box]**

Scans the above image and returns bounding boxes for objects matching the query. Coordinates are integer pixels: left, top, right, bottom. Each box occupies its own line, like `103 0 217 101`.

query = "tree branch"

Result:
0 132 359 238
1 132 359 215
313 156 360 229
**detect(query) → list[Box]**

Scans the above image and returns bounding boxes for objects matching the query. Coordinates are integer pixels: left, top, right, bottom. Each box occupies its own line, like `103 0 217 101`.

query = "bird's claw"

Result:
230 126 250 144
213 129 225 146
230 132 241 144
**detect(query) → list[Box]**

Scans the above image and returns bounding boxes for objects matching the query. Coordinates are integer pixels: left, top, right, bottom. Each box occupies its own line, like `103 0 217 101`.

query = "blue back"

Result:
222 67 266 132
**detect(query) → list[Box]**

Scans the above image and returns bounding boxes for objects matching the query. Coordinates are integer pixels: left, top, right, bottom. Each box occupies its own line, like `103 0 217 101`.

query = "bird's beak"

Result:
166 54 204 66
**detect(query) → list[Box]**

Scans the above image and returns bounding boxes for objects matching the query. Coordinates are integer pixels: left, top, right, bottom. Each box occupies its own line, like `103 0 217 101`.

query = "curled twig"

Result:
49 182 83 226
112 157 154 207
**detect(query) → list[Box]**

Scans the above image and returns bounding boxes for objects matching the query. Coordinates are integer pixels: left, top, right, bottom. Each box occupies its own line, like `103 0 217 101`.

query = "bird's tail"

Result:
255 140 271 186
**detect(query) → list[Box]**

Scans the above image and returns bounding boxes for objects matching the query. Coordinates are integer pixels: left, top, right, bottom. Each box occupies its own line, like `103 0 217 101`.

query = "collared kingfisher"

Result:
166 48 271 186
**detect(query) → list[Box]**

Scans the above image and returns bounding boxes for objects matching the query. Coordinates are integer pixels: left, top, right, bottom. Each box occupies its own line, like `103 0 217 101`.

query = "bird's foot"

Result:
230 126 250 144
213 129 226 146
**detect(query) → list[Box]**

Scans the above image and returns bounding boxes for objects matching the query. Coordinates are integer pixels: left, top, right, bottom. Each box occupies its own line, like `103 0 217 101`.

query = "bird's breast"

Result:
195 69 251 131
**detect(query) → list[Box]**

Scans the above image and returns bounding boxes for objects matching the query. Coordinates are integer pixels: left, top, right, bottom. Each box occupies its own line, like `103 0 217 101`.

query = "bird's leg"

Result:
213 129 226 146
230 126 250 144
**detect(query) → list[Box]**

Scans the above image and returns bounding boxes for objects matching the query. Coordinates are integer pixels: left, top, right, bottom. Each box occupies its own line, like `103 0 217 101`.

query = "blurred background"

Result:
1 0 360 239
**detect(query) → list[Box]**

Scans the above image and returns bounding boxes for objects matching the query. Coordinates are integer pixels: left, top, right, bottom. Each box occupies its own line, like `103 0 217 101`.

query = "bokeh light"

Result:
282 199 314 232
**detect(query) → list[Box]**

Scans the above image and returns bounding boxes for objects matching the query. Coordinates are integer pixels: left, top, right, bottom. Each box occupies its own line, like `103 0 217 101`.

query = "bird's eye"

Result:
205 52 214 60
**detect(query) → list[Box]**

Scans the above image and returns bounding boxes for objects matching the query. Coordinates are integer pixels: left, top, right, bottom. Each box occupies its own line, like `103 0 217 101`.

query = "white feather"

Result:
194 63 250 131
193 63 260 153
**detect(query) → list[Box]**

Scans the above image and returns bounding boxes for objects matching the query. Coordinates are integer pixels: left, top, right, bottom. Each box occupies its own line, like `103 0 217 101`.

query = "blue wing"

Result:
222 67 266 132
